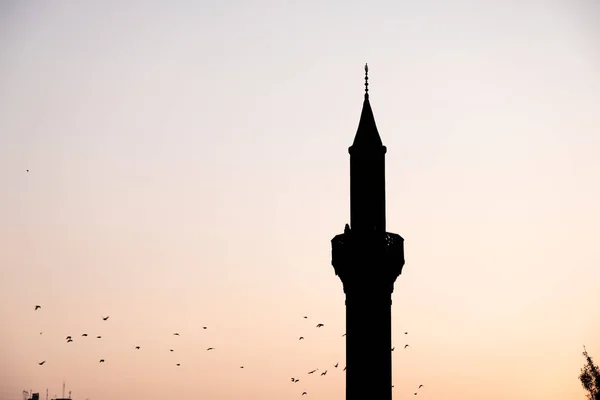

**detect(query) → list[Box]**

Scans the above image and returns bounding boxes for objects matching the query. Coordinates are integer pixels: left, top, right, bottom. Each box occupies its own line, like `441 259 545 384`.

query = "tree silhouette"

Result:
579 345 600 400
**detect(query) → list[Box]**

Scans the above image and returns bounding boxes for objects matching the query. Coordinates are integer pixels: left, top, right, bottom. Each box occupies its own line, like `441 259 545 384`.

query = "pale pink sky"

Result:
1 1 600 399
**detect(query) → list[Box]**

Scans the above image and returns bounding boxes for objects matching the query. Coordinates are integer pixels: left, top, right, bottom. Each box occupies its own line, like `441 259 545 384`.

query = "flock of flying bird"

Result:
294 316 424 396
33 305 425 397
33 305 214 367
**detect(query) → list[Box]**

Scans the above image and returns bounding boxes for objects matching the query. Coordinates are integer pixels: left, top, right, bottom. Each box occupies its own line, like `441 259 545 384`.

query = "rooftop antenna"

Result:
63 380 65 398
46 388 48 400
69 390 72 399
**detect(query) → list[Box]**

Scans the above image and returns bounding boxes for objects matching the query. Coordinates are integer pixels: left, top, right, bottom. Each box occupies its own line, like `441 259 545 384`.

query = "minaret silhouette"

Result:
331 64 405 400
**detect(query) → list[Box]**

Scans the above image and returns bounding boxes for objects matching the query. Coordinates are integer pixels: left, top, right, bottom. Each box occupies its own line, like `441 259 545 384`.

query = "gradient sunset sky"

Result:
1 1 600 399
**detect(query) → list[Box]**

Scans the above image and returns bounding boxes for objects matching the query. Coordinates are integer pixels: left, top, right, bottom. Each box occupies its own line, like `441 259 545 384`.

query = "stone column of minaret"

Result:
331 64 405 400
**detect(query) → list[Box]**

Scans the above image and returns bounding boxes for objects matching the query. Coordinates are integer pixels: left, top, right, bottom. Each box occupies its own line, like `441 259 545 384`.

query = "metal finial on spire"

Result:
364 63 369 96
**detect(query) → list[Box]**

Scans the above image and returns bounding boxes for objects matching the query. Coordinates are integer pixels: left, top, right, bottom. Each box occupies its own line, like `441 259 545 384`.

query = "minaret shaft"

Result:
350 151 387 234
345 290 393 400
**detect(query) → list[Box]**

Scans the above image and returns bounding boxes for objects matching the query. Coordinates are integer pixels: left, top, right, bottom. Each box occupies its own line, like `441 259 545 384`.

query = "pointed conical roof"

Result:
351 64 383 149
352 94 383 148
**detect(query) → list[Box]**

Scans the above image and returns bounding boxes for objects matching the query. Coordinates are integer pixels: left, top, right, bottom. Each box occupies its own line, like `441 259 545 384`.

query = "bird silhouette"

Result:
418 385 423 388
404 344 409 349
405 332 408 334
343 366 346 371
316 324 324 328
99 359 104 363
66 336 72 340
206 347 214 351
81 334 88 337
391 347 395 351
38 361 45 365
414 393 417 395
342 333 346 337
176 363 180 366
66 339 73 343
320 370 327 376
302 392 307 396
34 305 41 310
334 363 339 368
39 332 42 335
203 326 207 329
96 336 102 339
170 349 174 352
173 333 180 336
303 316 307 319
293 378 299 383
135 346 140 350
102 316 109 321
308 369 317 374
299 337 304 340
240 366 244 368
26 169 29 172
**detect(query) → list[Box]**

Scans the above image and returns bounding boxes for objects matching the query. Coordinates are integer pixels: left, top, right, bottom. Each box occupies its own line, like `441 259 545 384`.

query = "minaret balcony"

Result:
331 231 405 284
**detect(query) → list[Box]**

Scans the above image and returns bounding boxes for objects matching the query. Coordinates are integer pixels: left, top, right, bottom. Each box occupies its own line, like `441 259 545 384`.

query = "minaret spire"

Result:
364 63 369 98
351 64 383 149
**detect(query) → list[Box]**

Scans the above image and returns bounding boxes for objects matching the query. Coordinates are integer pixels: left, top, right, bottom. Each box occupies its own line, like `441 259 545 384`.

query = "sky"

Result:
1 0 599 399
